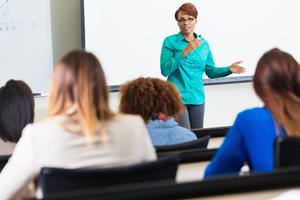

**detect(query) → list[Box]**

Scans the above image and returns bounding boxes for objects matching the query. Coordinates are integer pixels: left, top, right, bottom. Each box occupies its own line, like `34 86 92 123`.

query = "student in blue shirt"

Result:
160 3 245 129
119 77 197 146
204 48 300 178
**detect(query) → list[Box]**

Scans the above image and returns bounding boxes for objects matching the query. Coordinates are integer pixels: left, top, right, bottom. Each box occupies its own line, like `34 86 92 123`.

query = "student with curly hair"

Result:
119 77 197 146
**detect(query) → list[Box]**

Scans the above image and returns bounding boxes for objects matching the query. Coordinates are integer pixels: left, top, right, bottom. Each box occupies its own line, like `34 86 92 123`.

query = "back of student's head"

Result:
253 48 300 136
119 77 183 122
48 49 114 140
0 80 34 142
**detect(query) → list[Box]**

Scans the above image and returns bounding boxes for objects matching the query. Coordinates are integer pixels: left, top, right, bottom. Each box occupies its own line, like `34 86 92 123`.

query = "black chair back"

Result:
192 126 230 138
158 148 217 164
274 136 300 168
155 136 210 153
0 155 10 172
39 155 180 196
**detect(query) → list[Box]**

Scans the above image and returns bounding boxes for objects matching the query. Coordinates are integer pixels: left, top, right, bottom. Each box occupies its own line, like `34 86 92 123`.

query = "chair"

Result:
192 126 230 138
28 165 300 200
155 135 210 153
274 136 300 168
0 155 10 172
157 148 217 164
38 155 180 196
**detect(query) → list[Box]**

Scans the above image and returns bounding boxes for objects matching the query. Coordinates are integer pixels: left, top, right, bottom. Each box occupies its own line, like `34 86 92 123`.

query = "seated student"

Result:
0 80 34 155
0 50 156 199
119 77 197 146
204 48 300 178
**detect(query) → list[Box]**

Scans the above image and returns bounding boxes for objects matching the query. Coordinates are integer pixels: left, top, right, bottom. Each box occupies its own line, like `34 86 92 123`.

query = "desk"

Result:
177 161 208 183
176 160 299 200
207 137 224 149
191 187 299 200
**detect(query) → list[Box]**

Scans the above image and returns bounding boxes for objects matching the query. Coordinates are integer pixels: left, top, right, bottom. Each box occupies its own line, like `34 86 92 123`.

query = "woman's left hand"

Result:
230 61 246 74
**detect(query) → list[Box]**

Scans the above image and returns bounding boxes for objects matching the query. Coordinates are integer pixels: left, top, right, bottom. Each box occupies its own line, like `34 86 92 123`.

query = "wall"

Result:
110 82 262 128
0 0 53 93
35 82 262 128
35 0 262 127
50 0 82 64
204 82 261 127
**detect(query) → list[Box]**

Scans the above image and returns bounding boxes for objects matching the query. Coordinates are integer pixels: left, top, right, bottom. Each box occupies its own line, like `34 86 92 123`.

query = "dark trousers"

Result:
178 104 205 129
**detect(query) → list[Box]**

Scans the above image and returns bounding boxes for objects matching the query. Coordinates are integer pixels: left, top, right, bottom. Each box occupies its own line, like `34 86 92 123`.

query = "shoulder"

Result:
198 36 210 47
173 128 197 141
112 113 144 123
174 125 197 139
15 118 62 151
199 36 208 43
173 125 196 135
163 33 180 45
237 107 272 121
109 114 145 129
164 33 179 41
161 119 197 139
22 118 61 137
232 107 274 131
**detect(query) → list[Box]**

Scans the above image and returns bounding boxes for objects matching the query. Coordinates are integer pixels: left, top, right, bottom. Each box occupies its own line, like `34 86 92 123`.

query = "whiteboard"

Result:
0 0 53 93
83 0 300 86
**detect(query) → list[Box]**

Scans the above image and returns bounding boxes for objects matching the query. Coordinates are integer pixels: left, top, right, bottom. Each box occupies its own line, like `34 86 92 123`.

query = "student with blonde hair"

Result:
0 50 156 199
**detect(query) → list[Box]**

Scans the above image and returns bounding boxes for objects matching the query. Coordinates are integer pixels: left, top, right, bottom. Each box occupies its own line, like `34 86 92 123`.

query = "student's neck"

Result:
184 33 195 41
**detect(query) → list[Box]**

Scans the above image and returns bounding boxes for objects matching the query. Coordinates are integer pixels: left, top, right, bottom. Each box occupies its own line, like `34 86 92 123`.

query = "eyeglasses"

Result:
177 17 195 24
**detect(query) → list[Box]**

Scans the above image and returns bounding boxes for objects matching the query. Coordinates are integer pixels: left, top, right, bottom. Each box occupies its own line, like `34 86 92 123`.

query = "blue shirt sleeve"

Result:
204 113 248 178
175 129 197 143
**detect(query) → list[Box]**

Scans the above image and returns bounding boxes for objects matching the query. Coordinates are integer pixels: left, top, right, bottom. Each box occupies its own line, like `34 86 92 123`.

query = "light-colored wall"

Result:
111 82 262 128
42 1 262 128
204 82 262 127
50 0 82 64
35 82 262 128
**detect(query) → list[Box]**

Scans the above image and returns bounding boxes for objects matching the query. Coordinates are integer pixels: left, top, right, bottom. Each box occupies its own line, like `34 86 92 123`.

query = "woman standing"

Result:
160 3 245 129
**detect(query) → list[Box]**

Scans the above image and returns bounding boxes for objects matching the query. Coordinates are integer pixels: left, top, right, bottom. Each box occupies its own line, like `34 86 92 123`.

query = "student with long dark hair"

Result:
205 48 300 177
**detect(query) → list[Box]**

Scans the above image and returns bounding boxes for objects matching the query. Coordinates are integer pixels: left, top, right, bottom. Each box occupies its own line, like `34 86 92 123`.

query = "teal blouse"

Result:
160 32 232 105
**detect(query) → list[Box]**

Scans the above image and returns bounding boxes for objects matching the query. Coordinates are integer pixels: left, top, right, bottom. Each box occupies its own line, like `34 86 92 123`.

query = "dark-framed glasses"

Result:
177 17 195 24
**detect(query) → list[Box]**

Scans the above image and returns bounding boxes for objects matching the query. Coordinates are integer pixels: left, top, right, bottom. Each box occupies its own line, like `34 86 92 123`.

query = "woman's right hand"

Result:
182 39 201 56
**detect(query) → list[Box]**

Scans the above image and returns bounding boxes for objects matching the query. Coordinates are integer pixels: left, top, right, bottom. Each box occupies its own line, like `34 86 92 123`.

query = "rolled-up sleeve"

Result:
160 38 185 77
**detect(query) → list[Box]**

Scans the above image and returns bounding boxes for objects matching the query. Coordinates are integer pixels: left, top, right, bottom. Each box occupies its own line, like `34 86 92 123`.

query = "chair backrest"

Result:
0 155 10 172
192 126 230 138
157 148 217 164
155 136 210 153
38 155 180 196
274 136 300 168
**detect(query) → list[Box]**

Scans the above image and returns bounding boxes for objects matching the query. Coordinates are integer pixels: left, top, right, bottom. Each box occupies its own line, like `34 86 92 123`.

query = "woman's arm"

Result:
204 46 232 78
204 114 247 178
160 38 186 77
204 43 245 78
0 126 37 199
